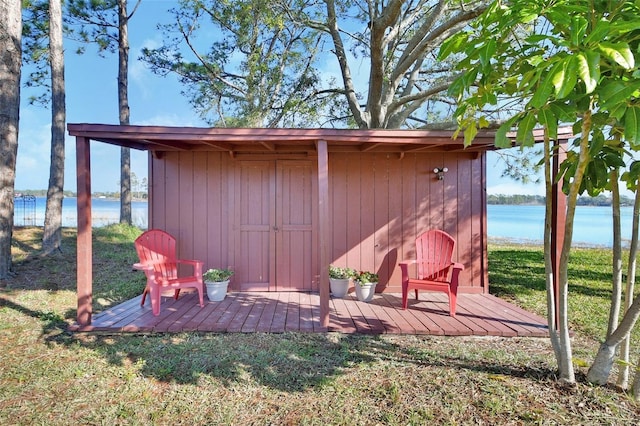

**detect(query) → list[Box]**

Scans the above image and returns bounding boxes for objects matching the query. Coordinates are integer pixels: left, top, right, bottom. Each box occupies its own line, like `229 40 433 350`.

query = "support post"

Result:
76 136 92 326
551 139 567 329
317 139 330 328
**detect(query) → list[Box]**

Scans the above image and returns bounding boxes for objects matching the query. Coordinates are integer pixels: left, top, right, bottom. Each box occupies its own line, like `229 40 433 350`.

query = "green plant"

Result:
329 265 356 279
354 270 378 284
203 268 234 282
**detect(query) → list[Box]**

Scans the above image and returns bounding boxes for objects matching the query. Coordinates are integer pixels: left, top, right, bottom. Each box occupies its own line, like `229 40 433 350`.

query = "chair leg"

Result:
149 285 161 316
401 282 409 310
141 285 149 307
448 288 457 317
174 289 181 300
197 286 204 307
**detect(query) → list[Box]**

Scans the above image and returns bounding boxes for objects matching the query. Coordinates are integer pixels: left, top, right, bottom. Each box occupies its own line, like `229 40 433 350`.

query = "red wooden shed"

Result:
67 124 571 329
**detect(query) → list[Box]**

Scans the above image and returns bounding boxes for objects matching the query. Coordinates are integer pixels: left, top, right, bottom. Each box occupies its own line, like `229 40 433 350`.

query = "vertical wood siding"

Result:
151 150 486 293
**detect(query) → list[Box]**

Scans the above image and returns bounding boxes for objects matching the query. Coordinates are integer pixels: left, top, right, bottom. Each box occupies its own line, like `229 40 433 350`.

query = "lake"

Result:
13 197 633 247
488 204 635 247
14 196 148 229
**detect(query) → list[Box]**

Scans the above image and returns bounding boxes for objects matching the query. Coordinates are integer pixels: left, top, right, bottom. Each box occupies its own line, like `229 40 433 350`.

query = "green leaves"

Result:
599 80 640 109
623 106 640 146
598 42 635 70
577 51 600 94
551 56 578 99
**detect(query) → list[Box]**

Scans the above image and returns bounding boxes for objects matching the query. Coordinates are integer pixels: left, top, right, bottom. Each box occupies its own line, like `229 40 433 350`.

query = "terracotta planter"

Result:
354 281 377 302
205 280 229 301
329 277 351 298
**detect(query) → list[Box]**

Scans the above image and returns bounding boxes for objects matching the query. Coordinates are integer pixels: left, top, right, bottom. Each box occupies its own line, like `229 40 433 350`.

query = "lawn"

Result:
0 225 639 425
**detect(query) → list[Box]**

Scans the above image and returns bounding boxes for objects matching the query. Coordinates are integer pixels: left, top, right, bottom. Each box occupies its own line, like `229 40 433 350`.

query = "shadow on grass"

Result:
3 285 559 393
36 329 557 392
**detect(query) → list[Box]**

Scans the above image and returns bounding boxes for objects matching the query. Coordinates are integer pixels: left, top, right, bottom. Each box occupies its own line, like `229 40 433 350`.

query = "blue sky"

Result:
15 1 544 195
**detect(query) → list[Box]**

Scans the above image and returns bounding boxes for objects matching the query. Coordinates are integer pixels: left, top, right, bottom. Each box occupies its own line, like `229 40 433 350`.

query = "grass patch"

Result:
0 227 639 424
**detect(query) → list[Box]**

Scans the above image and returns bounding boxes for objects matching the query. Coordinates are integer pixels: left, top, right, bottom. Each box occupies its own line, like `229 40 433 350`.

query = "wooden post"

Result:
76 136 92 326
317 140 330 328
551 139 567 329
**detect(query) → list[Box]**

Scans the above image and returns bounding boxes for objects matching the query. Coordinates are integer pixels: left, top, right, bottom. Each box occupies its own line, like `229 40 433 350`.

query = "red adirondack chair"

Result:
133 229 204 316
399 229 464 316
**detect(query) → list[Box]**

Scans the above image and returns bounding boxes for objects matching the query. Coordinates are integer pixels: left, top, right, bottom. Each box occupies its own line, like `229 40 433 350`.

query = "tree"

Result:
0 0 22 279
42 0 66 253
142 0 490 130
305 0 490 129
142 0 326 128
440 0 640 386
22 0 67 253
66 0 142 225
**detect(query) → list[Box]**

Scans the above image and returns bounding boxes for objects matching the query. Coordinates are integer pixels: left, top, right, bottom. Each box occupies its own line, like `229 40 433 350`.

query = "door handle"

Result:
273 226 279 231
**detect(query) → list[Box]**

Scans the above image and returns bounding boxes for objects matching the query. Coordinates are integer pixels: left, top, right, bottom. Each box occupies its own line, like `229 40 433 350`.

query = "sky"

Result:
15 0 545 196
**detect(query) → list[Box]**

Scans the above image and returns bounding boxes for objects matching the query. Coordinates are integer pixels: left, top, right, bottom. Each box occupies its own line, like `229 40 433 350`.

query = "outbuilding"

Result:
67 124 571 328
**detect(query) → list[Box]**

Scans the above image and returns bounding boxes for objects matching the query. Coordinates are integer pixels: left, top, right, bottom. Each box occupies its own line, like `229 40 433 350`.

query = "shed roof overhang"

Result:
67 123 574 156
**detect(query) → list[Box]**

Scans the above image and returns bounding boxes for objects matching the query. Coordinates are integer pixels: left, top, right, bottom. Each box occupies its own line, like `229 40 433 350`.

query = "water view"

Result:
13 197 633 248
14 196 148 229
488 204 635 247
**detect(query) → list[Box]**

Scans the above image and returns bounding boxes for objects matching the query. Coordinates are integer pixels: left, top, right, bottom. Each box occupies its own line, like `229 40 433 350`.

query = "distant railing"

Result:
14 194 37 226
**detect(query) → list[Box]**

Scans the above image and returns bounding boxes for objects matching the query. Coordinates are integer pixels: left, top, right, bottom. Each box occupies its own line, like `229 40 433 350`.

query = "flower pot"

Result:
330 278 351 298
354 281 377 302
205 280 229 301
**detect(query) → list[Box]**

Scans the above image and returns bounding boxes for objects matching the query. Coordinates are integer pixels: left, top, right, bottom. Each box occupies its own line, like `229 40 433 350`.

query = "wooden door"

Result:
275 161 314 290
234 160 314 291
234 161 274 291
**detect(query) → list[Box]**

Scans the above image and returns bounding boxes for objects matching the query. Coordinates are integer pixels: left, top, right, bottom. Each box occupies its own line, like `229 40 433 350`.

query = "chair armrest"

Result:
133 262 153 271
452 262 464 271
176 259 203 267
399 260 418 284
176 259 204 277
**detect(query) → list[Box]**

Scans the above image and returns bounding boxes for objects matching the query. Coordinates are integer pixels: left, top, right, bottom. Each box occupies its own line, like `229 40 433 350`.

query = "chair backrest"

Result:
415 229 455 282
134 229 178 280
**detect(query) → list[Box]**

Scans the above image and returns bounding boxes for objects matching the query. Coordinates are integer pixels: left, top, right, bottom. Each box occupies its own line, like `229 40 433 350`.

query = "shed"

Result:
67 124 571 328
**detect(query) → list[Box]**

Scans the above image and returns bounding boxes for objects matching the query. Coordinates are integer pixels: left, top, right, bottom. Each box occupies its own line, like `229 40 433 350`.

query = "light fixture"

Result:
433 167 448 180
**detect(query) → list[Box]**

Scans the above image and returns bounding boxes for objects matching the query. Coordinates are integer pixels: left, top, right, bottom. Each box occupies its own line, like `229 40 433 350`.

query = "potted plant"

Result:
203 268 234 301
329 265 355 298
353 270 379 302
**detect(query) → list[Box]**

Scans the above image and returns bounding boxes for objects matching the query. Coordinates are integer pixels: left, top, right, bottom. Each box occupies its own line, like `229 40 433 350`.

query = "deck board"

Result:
71 292 550 337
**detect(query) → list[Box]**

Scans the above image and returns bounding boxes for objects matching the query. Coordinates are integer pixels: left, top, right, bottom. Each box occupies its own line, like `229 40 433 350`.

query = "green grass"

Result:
0 227 639 424
489 243 640 353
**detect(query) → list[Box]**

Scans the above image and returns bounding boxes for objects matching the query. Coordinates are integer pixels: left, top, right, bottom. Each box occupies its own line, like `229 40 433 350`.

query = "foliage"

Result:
65 0 121 54
354 270 379 284
203 268 234 282
302 0 491 129
141 0 326 128
21 0 55 106
138 0 490 129
328 265 355 280
440 0 640 386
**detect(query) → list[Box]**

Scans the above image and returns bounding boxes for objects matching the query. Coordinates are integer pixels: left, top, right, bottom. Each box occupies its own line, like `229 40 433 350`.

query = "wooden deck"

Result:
70 291 550 337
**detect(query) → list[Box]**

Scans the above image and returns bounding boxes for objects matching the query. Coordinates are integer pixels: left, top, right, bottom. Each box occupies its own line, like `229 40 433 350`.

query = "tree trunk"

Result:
42 0 66 254
0 0 22 279
608 169 622 337
632 361 640 401
587 295 640 384
542 133 562 365
118 0 132 225
618 179 639 389
554 109 595 383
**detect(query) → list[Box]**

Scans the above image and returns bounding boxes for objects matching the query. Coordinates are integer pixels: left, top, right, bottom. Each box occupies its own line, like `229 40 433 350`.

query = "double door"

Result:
233 160 315 291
